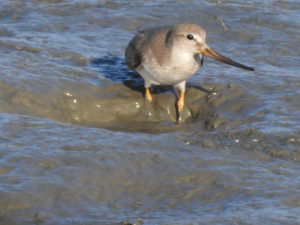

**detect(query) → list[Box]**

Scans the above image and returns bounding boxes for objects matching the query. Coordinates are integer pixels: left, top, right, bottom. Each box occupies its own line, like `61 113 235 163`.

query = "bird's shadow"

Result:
90 55 144 93
90 55 213 96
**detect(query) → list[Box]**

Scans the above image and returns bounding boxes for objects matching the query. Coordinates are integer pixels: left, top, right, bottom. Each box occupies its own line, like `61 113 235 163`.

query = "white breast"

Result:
137 48 201 86
167 48 201 81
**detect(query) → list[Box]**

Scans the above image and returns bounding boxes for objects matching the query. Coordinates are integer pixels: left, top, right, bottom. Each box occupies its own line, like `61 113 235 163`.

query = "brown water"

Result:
0 0 300 224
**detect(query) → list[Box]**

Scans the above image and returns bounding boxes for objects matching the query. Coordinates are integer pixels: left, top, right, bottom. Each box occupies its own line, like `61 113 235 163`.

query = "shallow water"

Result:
0 0 300 224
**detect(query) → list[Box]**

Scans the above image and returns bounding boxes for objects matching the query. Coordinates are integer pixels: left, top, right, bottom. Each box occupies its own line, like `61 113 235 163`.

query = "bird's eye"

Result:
187 34 194 40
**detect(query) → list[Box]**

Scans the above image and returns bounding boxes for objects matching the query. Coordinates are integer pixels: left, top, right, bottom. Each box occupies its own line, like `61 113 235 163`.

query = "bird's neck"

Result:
170 47 195 66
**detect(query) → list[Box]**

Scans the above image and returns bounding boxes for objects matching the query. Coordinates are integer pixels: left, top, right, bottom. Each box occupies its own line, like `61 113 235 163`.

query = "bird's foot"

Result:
177 99 184 114
145 87 153 102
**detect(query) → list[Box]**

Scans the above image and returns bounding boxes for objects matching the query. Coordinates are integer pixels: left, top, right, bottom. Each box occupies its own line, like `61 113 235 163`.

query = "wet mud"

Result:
0 0 300 224
0 65 259 133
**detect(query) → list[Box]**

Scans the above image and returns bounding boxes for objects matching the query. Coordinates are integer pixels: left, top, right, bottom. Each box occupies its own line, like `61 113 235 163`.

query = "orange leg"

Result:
177 90 185 113
145 87 153 102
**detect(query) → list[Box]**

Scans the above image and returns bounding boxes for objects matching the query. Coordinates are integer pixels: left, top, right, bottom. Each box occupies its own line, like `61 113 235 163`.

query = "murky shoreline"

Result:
0 0 300 224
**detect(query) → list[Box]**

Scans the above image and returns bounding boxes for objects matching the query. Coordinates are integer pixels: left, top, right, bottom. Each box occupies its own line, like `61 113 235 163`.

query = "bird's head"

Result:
171 23 254 71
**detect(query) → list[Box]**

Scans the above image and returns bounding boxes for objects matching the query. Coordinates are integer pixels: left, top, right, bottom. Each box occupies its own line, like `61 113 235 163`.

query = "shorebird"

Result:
125 23 254 119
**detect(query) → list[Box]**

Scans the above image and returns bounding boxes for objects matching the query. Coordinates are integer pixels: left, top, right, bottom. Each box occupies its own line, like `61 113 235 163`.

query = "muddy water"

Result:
0 0 300 224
